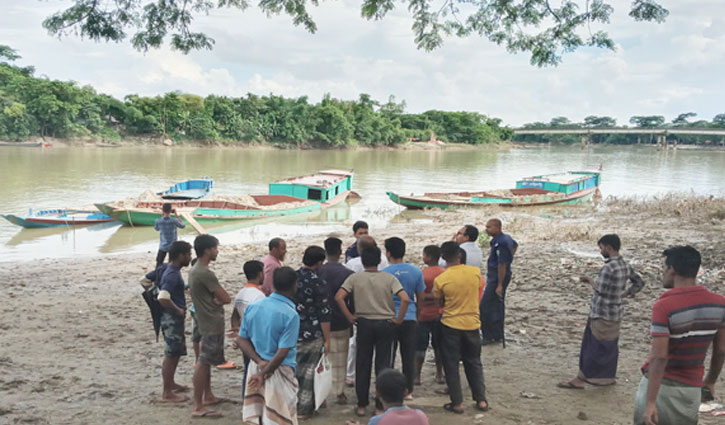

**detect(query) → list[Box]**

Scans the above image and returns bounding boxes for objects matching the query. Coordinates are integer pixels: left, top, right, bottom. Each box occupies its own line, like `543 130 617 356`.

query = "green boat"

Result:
96 170 354 226
387 171 601 209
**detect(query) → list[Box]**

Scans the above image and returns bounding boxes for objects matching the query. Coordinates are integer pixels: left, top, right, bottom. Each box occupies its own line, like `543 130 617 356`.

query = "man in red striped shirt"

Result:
634 246 725 425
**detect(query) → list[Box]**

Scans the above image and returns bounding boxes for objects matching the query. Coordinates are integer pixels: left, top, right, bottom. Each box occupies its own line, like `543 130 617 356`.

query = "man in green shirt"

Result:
189 234 231 418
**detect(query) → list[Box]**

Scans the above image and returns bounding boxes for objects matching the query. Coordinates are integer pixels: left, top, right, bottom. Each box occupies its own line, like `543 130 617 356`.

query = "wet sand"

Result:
1 195 724 424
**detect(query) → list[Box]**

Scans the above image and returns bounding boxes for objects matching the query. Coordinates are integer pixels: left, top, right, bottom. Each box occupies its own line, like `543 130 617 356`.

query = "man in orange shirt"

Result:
416 245 445 385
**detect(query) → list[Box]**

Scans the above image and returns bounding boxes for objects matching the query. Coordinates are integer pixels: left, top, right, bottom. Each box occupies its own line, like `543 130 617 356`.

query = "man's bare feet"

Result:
203 397 229 406
172 383 190 392
161 393 190 403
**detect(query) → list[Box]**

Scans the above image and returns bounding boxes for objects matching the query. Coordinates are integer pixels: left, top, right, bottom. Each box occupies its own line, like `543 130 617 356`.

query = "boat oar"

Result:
179 211 207 235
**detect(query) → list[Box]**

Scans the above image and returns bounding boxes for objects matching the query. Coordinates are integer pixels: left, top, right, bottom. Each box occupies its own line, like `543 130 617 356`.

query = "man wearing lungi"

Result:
558 234 644 389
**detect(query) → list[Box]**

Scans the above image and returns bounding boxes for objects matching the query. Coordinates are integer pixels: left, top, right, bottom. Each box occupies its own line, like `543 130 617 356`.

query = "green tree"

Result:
583 115 616 127
629 115 665 127
43 1 668 67
672 112 696 125
713 114 725 127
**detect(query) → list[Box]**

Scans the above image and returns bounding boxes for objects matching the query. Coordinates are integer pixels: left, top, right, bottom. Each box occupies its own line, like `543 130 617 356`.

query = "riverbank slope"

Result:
1 195 724 424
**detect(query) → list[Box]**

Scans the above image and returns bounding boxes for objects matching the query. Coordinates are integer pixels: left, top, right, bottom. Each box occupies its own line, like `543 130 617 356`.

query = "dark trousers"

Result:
155 249 168 269
480 275 510 341
392 320 417 394
440 324 486 405
355 318 395 407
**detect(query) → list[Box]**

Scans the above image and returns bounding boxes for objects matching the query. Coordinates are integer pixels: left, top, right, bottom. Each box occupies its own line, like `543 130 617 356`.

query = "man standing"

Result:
294 246 331 419
481 218 517 345
344 235 388 388
634 246 725 425
345 235 389 273
156 240 192 403
383 237 426 400
317 237 354 404
261 237 287 296
434 241 488 414
231 260 266 399
189 234 232 419
417 245 446 385
238 267 301 425
154 203 185 268
335 246 410 417
345 220 369 262
438 225 482 268
558 234 645 389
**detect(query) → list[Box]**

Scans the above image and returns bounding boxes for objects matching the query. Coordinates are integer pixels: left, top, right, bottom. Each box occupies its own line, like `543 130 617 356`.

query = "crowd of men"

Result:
147 205 725 425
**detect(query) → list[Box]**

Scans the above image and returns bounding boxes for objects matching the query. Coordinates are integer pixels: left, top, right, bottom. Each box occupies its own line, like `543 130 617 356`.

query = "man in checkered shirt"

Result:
558 234 644 389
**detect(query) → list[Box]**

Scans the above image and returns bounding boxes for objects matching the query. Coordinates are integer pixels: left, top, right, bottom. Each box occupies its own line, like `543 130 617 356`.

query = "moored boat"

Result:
387 171 601 209
157 178 214 200
2 208 115 228
96 170 354 226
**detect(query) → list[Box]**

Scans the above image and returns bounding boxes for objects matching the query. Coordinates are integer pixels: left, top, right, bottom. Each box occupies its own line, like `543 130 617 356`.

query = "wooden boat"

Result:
157 178 214 200
96 170 354 227
387 171 601 209
2 208 115 228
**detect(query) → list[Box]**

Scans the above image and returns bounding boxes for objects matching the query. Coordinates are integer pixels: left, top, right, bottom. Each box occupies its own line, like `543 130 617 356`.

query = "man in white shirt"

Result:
439 225 482 268
231 260 266 398
345 235 389 272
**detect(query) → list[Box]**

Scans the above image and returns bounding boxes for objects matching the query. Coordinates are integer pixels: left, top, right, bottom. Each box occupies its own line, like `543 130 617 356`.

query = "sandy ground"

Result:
1 195 724 425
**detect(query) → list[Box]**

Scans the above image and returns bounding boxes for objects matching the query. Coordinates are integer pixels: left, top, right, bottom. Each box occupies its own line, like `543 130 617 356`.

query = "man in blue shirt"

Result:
154 203 185 268
156 240 192 403
238 267 300 424
481 218 517 345
383 237 426 399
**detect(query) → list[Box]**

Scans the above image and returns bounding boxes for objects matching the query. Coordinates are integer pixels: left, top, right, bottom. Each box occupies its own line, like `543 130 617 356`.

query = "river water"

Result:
1 145 723 262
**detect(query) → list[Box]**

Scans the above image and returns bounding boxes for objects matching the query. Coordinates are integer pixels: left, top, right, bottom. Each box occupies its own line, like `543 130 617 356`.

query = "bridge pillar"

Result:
580 134 591 148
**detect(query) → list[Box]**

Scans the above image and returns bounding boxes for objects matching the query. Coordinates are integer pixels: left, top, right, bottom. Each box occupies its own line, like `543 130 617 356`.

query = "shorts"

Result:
160 312 187 357
416 318 441 356
190 310 201 343
199 334 225 366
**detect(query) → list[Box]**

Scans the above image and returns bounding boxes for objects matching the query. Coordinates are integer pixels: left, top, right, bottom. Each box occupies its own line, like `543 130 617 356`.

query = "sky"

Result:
1 0 723 127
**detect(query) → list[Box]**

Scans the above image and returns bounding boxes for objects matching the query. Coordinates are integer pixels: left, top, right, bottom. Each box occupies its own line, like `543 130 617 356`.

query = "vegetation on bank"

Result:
0 46 512 147
516 115 725 145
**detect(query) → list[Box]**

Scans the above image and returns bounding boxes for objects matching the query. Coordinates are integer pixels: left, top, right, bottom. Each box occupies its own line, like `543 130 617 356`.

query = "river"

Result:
1 145 723 262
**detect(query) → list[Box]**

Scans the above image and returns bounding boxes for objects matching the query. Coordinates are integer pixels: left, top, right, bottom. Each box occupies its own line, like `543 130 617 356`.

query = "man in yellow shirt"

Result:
433 241 489 415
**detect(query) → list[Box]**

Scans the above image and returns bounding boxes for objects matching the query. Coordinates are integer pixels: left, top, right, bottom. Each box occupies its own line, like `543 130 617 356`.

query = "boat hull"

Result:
387 187 597 209
2 210 115 228
103 191 353 226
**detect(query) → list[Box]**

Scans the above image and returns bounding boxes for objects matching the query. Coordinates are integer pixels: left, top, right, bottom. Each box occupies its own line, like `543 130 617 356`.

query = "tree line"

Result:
0 46 512 147
516 114 725 145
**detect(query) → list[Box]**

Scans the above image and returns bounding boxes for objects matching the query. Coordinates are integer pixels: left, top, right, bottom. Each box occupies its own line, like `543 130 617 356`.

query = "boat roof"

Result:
518 171 599 185
273 170 353 188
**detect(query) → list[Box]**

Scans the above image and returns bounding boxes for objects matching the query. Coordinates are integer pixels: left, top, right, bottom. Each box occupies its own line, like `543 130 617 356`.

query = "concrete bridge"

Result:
513 127 725 148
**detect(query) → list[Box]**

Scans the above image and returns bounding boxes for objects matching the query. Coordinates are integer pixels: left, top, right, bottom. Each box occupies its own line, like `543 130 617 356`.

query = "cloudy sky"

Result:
1 1 723 126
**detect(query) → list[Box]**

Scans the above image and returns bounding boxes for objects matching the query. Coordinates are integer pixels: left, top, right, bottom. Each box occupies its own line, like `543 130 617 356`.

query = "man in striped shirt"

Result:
634 246 725 425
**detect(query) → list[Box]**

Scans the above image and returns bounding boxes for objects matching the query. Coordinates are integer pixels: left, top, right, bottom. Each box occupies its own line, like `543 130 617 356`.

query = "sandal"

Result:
443 402 464 414
476 400 489 411
355 407 367 417
557 381 585 390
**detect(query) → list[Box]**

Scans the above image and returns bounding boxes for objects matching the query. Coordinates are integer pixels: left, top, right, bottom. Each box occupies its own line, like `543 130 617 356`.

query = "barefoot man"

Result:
157 240 192 402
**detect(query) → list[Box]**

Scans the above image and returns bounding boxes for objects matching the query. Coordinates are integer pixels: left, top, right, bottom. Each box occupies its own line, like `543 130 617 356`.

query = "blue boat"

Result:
2 209 115 228
157 178 214 200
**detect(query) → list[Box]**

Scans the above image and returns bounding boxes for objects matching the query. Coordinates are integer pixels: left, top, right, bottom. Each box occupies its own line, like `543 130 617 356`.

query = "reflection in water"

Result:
1 146 723 261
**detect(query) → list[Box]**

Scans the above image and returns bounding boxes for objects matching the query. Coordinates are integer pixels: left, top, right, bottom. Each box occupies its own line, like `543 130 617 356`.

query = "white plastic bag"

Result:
314 353 332 410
